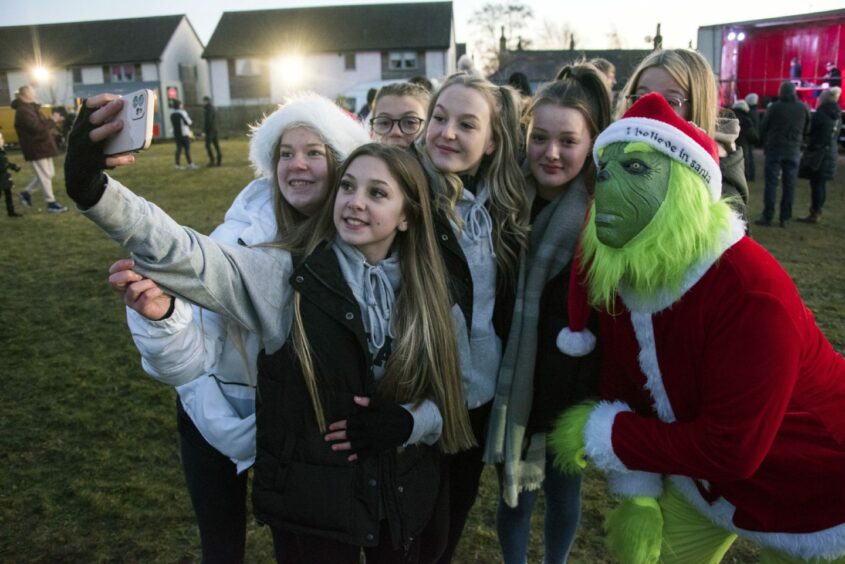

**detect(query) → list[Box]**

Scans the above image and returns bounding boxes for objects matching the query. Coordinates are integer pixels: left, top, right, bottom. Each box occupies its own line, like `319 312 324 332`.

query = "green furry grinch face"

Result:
594 142 671 248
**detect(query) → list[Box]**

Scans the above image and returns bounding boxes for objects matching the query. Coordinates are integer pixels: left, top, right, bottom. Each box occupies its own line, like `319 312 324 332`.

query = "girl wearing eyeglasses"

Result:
369 82 430 149
617 49 749 222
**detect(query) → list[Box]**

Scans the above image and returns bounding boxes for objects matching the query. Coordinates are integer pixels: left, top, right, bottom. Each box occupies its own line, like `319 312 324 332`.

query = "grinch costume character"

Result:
553 93 845 564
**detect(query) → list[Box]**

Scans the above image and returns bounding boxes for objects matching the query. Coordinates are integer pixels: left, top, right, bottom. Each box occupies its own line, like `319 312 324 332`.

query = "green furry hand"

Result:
549 402 595 474
605 496 664 564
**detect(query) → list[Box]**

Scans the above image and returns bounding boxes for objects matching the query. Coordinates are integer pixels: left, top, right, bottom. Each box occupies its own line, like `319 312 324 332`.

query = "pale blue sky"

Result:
4 0 842 54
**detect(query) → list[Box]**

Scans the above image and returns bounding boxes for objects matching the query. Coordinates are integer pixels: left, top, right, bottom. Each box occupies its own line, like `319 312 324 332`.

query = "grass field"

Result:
1 139 843 563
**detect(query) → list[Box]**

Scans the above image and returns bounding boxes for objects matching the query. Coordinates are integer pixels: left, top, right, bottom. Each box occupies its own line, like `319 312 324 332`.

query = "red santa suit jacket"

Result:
583 216 845 560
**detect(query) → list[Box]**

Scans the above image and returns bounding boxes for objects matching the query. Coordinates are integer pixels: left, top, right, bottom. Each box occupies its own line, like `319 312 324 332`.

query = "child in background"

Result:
369 82 430 149
0 133 23 218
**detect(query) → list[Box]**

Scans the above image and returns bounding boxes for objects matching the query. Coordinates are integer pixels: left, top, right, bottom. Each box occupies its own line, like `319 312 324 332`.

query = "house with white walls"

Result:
0 15 208 138
203 2 456 112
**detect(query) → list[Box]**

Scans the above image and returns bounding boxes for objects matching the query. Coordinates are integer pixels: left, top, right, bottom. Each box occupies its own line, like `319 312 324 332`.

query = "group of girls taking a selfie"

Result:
66 48 744 564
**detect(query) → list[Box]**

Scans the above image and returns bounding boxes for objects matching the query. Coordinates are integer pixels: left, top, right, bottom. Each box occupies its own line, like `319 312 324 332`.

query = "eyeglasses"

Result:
625 94 689 110
370 116 425 135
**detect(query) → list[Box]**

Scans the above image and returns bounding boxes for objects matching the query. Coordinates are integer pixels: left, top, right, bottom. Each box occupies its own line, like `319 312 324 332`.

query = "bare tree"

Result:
607 26 624 49
535 20 580 51
469 1 535 74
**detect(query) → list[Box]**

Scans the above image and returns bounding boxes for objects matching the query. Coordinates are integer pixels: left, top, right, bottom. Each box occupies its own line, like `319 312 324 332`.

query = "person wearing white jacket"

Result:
108 95 370 563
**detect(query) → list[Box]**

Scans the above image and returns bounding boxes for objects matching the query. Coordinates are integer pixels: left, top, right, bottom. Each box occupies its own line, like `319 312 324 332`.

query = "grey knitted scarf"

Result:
483 174 590 507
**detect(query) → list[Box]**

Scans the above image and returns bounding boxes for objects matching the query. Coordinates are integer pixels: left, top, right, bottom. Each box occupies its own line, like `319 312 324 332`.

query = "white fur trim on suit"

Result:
556 327 596 356
607 469 664 498
593 116 722 201
584 401 632 473
670 476 845 560
630 311 676 423
249 93 371 179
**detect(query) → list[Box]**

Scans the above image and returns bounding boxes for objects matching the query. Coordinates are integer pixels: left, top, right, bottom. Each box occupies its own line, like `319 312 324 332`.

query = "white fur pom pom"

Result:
556 327 596 357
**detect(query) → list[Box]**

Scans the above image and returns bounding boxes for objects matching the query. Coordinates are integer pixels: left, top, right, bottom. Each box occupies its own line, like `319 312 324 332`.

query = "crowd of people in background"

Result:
7 40 842 564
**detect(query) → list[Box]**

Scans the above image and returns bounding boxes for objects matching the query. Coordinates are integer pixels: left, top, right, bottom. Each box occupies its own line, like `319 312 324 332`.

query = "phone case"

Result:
103 89 156 156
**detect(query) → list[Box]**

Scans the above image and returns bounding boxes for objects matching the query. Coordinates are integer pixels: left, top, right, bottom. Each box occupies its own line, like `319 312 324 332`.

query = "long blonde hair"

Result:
417 73 529 285
617 49 718 137
290 143 476 454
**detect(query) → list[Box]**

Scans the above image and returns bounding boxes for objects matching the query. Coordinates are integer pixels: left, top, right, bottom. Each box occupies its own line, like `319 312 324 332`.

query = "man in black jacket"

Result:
202 96 222 166
757 81 810 227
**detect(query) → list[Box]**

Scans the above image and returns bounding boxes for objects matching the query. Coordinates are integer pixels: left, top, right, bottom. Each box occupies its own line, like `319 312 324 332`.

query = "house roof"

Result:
204 2 453 58
0 15 186 70
490 49 652 90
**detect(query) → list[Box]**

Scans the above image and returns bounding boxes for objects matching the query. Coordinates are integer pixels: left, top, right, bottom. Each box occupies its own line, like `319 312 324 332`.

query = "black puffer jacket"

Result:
806 101 842 181
760 82 811 158
253 246 443 549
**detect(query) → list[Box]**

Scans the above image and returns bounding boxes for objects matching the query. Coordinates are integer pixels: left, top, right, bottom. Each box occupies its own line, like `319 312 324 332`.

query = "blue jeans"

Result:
762 151 799 222
496 450 582 564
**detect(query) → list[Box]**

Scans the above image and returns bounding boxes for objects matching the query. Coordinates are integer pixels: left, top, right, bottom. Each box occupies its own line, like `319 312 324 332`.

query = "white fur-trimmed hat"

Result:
249 93 371 179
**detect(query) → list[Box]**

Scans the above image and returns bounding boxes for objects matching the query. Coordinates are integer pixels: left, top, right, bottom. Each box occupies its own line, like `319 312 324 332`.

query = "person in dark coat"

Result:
732 100 760 181
0 132 23 217
11 85 67 213
757 80 811 227
798 87 842 223
824 62 842 88
202 96 222 166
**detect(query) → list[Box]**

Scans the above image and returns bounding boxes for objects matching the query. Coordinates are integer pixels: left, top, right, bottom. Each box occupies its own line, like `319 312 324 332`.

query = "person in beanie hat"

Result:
103 94 370 562
551 93 845 564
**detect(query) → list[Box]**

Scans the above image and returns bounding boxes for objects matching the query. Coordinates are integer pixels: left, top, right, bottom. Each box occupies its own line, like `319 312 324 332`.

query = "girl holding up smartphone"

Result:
64 96 474 562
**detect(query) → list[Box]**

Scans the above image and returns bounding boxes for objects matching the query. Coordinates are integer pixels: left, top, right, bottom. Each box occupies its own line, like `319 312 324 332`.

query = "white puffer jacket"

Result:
127 178 276 473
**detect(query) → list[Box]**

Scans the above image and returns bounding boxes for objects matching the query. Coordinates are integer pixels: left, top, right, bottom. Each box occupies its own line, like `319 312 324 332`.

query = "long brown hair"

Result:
291 143 476 454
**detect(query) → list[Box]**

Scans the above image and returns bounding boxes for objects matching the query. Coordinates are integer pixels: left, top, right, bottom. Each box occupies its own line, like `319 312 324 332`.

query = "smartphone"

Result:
103 89 156 156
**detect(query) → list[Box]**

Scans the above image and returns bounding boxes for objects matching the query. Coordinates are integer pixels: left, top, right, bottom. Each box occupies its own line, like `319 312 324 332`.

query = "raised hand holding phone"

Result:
103 89 156 156
65 94 136 208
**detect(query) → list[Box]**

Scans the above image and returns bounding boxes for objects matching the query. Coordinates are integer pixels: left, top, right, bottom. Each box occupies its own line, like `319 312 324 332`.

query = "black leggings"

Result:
177 398 249 564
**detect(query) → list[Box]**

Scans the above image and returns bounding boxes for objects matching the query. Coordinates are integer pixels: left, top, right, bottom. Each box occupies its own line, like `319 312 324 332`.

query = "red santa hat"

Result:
592 92 722 201
557 94 722 356
556 247 596 357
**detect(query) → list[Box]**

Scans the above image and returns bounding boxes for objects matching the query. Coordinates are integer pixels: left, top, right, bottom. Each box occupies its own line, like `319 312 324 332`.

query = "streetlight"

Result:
32 65 50 83
274 54 306 87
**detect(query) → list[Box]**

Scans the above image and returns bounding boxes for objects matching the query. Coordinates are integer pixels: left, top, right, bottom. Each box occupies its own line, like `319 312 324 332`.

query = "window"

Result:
344 53 356 71
72 68 82 84
234 58 262 77
389 52 418 70
104 64 141 83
